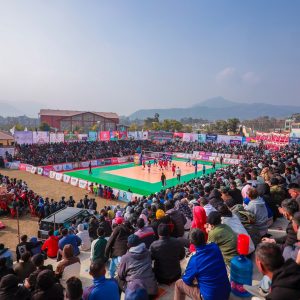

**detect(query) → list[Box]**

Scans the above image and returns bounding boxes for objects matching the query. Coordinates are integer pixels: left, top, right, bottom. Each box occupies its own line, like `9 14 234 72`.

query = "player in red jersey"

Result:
172 163 176 176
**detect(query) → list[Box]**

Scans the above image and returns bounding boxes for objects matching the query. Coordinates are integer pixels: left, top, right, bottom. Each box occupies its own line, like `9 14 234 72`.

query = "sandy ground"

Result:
0 169 122 258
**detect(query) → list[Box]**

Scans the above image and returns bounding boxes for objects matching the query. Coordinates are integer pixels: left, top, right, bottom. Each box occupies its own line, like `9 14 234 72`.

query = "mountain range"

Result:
128 97 300 121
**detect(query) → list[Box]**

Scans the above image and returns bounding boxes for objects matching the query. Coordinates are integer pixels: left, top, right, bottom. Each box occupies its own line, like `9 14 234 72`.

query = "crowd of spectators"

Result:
13 140 270 166
1 142 300 299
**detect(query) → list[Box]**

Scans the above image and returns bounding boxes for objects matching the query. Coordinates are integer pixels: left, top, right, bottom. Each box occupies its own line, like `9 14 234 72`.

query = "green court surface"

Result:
65 160 220 196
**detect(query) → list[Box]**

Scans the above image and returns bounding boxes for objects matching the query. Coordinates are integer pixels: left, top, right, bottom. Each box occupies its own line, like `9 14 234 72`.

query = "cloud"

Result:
216 68 261 87
242 71 261 85
216 67 236 83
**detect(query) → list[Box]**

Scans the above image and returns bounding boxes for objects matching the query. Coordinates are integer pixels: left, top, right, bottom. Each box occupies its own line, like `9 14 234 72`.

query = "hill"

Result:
129 97 300 121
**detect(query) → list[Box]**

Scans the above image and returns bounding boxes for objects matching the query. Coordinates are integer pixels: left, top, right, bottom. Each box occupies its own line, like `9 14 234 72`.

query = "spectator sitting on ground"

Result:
134 218 156 249
0 258 14 281
31 269 64 300
244 188 269 237
13 251 36 283
0 244 13 268
16 234 35 262
283 212 300 261
206 211 238 266
25 253 53 292
117 234 158 297
0 274 30 300
55 244 81 289
58 228 82 258
66 277 83 300
83 259 120 300
150 224 185 284
76 224 91 251
174 228 231 300
105 221 133 278
41 230 59 259
245 243 300 300
262 199 298 251
90 228 107 262
165 200 187 238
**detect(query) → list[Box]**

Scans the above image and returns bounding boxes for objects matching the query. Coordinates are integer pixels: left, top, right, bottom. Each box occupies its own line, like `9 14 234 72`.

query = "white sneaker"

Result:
243 285 269 299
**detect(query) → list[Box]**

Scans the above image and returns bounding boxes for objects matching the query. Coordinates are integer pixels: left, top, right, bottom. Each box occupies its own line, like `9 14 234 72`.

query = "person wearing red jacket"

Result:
41 230 59 258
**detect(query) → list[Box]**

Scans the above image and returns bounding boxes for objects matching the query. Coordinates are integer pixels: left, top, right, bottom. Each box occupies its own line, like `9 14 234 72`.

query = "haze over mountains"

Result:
1 97 299 121
129 97 300 121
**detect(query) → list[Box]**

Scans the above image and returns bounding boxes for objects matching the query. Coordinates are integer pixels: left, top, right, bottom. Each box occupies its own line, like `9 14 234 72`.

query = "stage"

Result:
65 159 217 196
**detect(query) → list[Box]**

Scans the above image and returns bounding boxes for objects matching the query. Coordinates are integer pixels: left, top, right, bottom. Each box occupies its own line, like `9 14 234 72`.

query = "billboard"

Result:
32 131 50 144
50 132 64 143
14 131 33 145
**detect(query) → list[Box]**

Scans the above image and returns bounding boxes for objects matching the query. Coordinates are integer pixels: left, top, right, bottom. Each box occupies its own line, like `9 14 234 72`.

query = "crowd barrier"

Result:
174 151 242 165
13 155 137 203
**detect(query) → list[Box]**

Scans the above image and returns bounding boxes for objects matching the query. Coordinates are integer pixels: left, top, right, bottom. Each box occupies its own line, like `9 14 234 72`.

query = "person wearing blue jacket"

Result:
58 228 82 257
174 228 231 300
83 259 119 300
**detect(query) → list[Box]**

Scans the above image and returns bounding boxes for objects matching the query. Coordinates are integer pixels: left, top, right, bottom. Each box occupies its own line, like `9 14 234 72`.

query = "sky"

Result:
0 0 299 116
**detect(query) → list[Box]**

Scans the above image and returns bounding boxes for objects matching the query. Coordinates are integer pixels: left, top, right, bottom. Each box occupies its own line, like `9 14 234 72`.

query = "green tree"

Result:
227 118 240 133
15 123 25 131
39 122 51 131
128 123 138 131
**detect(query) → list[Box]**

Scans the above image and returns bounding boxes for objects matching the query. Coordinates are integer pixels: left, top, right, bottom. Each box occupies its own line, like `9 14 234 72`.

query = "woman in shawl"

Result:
177 198 193 230
189 206 207 253
55 244 80 289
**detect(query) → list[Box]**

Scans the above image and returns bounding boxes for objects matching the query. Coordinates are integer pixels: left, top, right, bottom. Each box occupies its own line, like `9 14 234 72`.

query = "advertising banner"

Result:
289 137 300 144
290 129 300 138
37 167 43 175
206 134 217 142
173 132 184 139
64 133 79 142
19 163 27 171
49 132 64 143
119 131 128 140
104 158 112 165
70 177 79 186
182 133 193 142
49 171 56 179
32 131 50 144
62 163 73 171
0 147 15 157
198 134 206 143
5 161 20 169
78 179 88 189
80 161 89 168
230 139 242 145
148 131 173 142
88 131 98 141
97 159 105 166
43 166 53 177
142 131 148 140
30 166 37 174
78 134 88 141
118 190 132 202
14 131 33 145
63 174 71 183
110 131 119 141
26 165 33 172
100 131 110 141
53 164 63 172
55 173 63 181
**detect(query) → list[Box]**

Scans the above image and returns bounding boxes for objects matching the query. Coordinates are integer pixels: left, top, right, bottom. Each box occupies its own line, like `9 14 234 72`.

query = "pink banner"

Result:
100 131 110 141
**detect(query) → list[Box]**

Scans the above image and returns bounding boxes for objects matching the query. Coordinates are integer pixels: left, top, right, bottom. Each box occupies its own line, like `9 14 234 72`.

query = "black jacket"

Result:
150 236 185 284
105 224 132 258
275 221 297 248
99 220 112 237
266 259 300 300
166 209 187 238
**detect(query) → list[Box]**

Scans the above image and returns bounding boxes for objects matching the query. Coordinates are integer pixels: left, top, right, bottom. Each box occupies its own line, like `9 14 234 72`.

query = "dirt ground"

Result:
0 169 123 258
